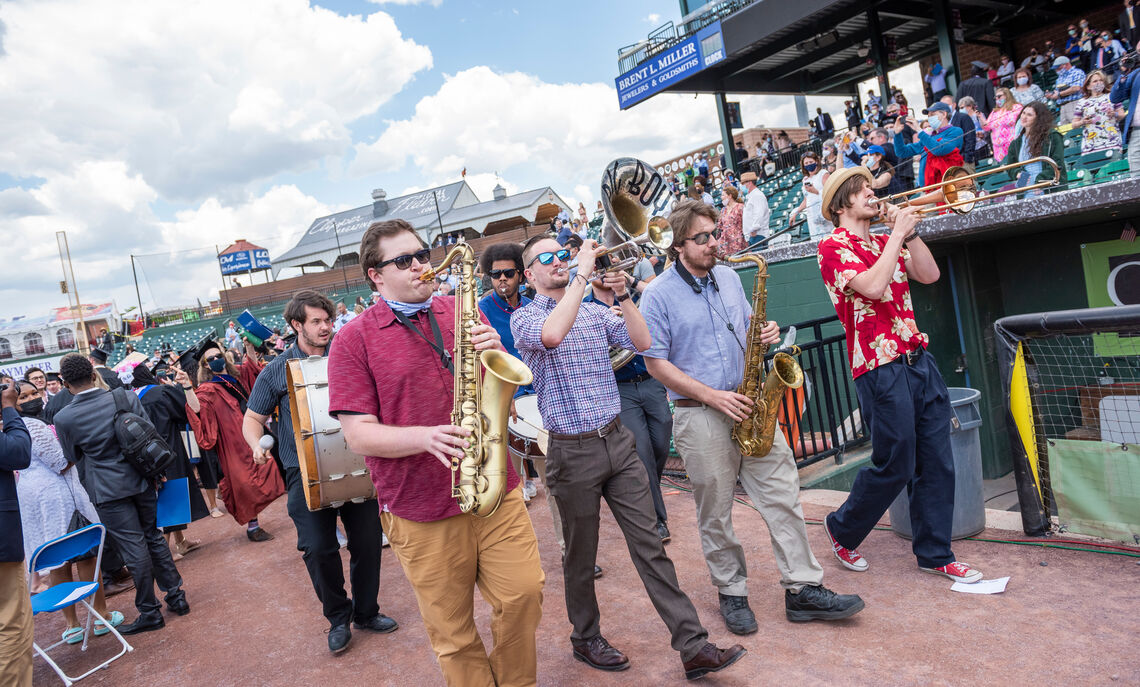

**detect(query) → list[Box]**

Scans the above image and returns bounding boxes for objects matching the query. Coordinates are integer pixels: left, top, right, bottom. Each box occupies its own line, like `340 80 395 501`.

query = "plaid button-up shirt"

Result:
511 293 634 434
1055 66 1086 104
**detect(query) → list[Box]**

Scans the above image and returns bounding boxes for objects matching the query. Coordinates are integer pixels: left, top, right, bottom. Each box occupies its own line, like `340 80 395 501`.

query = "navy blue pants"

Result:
827 349 956 568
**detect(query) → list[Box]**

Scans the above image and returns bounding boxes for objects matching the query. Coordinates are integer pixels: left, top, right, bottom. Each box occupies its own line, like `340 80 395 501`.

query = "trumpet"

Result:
584 218 672 282
869 156 1061 215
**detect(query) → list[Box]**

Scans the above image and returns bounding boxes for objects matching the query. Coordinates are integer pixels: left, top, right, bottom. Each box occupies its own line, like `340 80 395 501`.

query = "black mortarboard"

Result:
89 347 109 364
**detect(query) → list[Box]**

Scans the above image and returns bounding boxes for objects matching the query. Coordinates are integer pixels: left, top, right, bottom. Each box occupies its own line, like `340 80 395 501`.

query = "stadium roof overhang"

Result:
615 0 1084 106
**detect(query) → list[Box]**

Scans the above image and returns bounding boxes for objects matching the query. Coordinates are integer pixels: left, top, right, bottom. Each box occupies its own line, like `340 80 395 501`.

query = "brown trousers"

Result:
381 486 544 687
0 561 33 687
546 420 708 662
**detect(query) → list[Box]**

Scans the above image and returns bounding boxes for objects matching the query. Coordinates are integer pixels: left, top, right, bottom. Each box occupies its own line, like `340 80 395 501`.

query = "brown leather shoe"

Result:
682 642 747 680
572 635 630 672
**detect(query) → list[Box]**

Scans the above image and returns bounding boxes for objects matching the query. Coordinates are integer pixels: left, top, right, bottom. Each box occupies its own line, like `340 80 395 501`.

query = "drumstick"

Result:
513 416 546 433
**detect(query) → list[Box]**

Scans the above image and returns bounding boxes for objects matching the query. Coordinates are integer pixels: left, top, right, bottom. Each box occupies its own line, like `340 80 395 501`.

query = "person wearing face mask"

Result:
1048 56 1089 124
1020 48 1046 73
186 339 284 542
13 380 125 646
1110 46 1140 172
788 152 833 241
1072 70 1125 154
982 87 1024 161
1095 31 1125 78
1010 67 1046 106
863 145 902 198
996 55 1015 84
1079 20 1098 71
1066 25 1083 64
893 102 964 190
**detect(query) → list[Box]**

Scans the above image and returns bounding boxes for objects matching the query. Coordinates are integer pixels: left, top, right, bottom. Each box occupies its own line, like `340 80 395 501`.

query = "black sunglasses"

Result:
526 249 571 268
681 229 721 246
490 268 519 279
378 248 432 271
203 353 224 364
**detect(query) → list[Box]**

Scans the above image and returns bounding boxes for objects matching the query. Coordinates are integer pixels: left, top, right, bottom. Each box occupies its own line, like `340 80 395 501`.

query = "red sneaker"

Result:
823 515 868 572
920 561 983 583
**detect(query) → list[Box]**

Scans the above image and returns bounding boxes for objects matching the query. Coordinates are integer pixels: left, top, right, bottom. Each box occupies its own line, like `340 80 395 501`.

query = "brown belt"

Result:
673 399 704 408
548 416 621 441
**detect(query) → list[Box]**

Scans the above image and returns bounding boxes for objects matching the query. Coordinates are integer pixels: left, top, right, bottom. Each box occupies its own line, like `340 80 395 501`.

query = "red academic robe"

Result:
188 365 283 524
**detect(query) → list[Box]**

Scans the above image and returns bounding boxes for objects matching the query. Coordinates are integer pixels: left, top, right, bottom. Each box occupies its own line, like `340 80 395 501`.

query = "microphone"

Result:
259 435 275 451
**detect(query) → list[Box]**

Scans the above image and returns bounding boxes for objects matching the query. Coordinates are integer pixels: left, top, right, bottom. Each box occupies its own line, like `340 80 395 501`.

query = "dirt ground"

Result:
30 484 1140 686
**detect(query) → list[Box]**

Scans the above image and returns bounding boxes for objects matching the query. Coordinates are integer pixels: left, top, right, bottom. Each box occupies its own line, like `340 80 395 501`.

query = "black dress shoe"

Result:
246 527 274 542
119 615 165 635
593 565 603 579
328 623 352 654
167 599 190 616
785 584 865 622
682 642 746 680
718 593 758 635
353 614 398 634
572 635 630 672
657 521 671 544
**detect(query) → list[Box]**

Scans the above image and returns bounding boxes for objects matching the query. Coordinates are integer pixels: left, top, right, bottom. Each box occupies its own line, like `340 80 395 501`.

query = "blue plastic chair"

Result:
28 524 133 685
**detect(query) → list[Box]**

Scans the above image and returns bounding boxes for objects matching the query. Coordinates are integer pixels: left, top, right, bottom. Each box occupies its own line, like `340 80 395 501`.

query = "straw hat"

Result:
820 167 873 224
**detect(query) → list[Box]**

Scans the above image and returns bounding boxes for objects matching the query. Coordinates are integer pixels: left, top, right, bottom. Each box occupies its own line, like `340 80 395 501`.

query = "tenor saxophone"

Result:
420 240 533 516
723 253 804 457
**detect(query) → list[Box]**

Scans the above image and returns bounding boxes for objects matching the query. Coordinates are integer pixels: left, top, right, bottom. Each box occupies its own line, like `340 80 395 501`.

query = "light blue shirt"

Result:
639 264 753 401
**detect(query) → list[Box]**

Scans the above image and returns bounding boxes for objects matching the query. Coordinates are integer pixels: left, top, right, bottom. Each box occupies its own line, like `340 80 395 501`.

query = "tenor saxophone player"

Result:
640 200 865 635
327 219 544 687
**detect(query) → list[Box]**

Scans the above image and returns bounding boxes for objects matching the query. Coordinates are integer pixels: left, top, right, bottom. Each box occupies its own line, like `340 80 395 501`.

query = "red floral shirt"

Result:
817 227 928 379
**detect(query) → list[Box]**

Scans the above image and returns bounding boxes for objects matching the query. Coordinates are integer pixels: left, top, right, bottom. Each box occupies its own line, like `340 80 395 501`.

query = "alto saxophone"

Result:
723 253 804 457
420 240 533 516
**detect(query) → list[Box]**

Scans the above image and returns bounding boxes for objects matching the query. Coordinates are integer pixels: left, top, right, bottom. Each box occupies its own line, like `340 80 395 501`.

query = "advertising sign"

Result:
219 249 272 275
615 20 725 110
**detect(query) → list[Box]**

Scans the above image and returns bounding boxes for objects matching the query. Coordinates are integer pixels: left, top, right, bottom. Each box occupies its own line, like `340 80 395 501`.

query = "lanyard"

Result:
392 308 454 375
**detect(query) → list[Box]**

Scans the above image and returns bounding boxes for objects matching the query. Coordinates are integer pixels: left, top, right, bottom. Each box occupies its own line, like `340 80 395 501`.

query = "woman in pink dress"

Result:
981 87 1023 162
715 184 746 256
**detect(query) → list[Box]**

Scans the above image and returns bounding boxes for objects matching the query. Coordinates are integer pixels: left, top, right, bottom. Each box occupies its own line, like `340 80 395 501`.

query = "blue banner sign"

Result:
615 20 725 110
219 249 272 275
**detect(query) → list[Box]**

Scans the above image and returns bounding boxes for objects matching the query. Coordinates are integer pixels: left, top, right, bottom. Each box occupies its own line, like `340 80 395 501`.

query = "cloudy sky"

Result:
0 0 922 319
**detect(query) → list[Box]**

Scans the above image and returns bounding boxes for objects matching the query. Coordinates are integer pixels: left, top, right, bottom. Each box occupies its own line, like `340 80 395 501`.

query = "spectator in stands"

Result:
808 118 821 140
868 127 911 190
817 107 835 138
334 301 356 332
1079 19 1097 71
1001 101 1065 197
941 94 978 172
866 102 883 127
1066 24 1083 63
733 141 748 165
1110 55 1140 172
225 320 239 350
698 153 710 180
956 62 996 116
844 100 861 129
838 130 868 169
1072 70 1125 154
54 353 188 635
959 96 991 161
714 185 746 256
1044 41 1059 66
788 151 832 240
1095 31 1125 79
821 141 839 174
924 60 951 103
1121 0 1140 51
1021 48 1047 73
996 55 1015 84
739 172 770 246
982 87 1024 162
893 102 964 187
1011 66 1047 106
863 145 902 198
1048 56 1088 124
895 92 910 118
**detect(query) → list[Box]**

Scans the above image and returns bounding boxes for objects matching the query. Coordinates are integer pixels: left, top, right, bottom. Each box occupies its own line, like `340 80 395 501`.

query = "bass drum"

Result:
287 356 376 511
508 394 548 460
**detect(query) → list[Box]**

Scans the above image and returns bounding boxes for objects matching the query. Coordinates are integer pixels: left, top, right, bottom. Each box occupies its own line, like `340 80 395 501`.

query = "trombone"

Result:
870 156 1061 215
585 217 672 281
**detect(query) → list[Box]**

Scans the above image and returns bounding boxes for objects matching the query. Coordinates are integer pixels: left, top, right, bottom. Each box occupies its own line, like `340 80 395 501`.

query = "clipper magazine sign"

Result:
616 20 725 110
219 249 272 275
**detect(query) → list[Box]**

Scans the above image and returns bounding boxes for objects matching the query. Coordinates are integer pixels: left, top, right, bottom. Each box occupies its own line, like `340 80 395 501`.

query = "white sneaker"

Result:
381 532 389 548
920 561 983 583
523 480 537 500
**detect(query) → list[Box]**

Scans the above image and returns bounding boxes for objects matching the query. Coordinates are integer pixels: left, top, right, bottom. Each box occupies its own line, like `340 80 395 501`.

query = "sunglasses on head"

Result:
378 248 432 270
526 249 571 268
490 268 519 279
681 229 721 246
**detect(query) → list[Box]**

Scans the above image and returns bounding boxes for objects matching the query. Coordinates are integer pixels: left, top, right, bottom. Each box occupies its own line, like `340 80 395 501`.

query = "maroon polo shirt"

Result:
327 296 519 522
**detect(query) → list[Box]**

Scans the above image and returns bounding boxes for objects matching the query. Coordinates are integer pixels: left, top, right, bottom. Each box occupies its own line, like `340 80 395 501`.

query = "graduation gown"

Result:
187 371 283 525
137 384 209 524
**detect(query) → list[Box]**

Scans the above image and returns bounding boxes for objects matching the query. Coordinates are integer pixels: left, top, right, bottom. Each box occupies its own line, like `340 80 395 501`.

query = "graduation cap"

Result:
89 347 110 364
46 372 61 384
175 334 218 375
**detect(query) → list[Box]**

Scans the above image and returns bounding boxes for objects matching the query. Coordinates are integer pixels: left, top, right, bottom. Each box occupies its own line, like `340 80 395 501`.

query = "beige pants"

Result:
673 405 824 596
0 561 33 687
381 487 545 687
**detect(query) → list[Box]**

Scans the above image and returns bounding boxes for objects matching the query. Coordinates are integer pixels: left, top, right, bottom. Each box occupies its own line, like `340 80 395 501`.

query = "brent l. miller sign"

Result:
616 20 725 110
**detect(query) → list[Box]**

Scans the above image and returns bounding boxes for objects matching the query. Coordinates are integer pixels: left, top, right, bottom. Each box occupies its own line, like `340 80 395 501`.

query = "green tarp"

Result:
1048 438 1140 543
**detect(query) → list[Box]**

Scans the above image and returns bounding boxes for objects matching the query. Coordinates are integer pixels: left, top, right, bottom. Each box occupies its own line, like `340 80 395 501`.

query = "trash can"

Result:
889 387 986 540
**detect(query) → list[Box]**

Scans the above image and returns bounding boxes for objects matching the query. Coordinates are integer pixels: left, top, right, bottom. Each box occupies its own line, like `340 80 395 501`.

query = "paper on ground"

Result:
951 576 1010 594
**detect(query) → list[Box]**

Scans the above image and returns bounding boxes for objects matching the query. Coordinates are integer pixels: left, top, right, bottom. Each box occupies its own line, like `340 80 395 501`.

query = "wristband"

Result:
182 385 193 390
904 230 920 244
616 292 631 303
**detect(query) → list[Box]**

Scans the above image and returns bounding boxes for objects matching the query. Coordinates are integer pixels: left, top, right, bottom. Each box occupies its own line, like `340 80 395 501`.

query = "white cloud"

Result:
646 13 661 24
0 0 432 202
369 0 443 6
351 67 804 211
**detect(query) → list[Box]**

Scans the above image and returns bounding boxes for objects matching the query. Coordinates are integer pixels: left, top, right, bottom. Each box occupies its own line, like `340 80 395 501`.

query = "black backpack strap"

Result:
111 387 130 415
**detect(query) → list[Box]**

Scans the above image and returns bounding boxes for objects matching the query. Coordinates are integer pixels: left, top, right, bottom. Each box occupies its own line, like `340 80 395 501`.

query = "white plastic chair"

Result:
27 523 133 685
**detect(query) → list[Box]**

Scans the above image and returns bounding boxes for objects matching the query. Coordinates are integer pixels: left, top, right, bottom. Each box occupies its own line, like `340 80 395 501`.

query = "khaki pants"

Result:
673 405 824 596
381 487 544 687
1129 129 1140 175
0 561 33 687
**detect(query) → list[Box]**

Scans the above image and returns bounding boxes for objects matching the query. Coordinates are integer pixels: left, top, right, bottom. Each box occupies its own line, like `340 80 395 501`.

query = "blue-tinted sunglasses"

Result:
527 249 571 268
